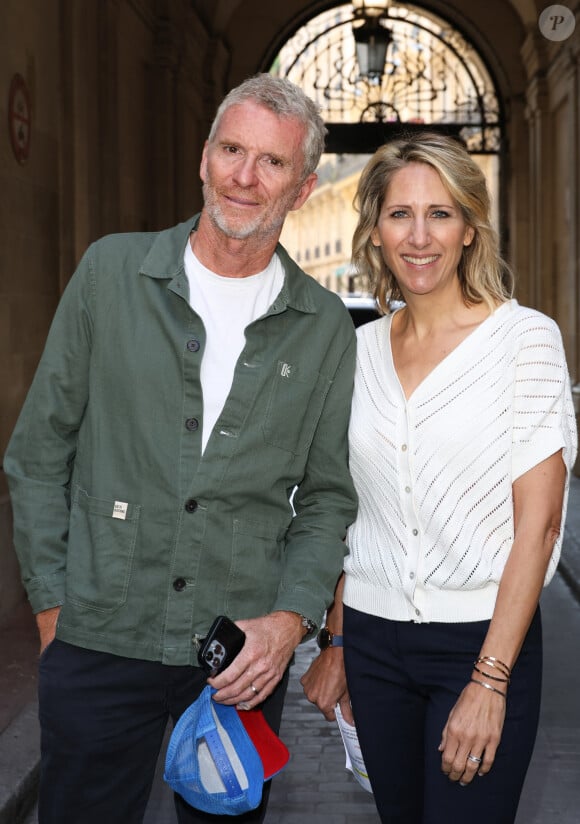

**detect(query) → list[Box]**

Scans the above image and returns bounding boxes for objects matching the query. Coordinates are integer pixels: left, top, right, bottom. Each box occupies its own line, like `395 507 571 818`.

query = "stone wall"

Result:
0 0 225 626
0 0 61 623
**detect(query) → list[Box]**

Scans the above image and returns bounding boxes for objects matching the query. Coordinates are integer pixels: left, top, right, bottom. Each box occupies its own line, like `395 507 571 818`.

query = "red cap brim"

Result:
236 708 290 780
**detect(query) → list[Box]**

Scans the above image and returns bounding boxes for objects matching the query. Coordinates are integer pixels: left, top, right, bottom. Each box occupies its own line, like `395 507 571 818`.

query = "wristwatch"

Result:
300 615 317 636
317 626 344 649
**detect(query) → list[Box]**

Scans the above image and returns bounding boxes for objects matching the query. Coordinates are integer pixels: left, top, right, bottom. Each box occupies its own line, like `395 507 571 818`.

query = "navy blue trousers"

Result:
37 640 288 824
343 606 542 824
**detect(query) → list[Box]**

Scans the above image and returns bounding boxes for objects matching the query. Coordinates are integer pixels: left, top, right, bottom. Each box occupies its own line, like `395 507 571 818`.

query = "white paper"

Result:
334 704 373 793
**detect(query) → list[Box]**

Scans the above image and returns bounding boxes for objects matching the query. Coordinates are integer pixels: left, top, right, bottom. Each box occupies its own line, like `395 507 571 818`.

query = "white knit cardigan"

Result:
343 300 578 624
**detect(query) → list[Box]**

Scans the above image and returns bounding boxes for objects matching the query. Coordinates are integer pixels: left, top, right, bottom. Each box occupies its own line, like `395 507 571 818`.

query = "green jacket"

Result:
4 216 357 665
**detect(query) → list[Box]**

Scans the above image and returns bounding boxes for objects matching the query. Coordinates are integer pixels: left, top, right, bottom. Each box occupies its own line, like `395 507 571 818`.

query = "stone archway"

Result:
265 2 505 293
267 3 503 156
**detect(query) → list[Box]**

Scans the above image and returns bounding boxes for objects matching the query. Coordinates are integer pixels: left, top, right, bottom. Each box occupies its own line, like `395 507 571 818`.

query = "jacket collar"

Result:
139 215 198 281
139 213 318 315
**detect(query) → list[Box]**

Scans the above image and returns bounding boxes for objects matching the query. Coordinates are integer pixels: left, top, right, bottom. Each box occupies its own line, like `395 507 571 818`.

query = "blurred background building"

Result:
1 0 579 625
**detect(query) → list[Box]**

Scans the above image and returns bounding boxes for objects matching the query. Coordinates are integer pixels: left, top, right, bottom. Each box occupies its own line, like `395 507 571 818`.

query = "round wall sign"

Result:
8 74 31 164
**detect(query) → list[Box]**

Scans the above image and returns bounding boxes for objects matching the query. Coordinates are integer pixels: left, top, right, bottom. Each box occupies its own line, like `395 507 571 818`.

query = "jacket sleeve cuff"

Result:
25 573 66 614
271 591 325 638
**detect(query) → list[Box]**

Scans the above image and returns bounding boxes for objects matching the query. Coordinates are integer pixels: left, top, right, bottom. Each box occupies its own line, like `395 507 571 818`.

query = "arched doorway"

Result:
263 1 505 293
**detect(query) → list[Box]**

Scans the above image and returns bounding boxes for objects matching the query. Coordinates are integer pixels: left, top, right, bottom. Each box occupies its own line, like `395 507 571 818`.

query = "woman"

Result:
301 133 577 823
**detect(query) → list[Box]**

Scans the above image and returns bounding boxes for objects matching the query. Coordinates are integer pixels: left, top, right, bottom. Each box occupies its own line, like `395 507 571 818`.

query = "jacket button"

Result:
185 499 198 513
173 577 187 592
187 339 200 352
185 417 199 431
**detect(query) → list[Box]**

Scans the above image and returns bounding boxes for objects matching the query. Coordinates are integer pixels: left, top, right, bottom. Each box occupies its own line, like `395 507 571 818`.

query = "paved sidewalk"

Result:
0 601 39 824
4 476 580 824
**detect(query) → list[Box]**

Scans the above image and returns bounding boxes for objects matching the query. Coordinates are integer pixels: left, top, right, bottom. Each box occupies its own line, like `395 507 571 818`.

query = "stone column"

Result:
150 16 182 227
521 30 552 314
97 0 121 237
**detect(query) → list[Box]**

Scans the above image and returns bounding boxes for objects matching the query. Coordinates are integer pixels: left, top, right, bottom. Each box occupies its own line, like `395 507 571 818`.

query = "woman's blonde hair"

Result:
352 132 514 313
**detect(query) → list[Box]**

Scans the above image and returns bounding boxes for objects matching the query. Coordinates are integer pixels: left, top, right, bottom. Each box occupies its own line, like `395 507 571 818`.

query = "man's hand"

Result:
300 648 352 723
36 606 61 655
208 611 305 708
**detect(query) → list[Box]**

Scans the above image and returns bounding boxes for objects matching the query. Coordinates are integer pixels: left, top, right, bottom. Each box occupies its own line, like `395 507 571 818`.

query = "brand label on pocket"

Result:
112 501 128 520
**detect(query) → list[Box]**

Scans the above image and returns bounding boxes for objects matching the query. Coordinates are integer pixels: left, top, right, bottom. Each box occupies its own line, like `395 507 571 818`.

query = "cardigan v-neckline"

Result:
384 300 513 402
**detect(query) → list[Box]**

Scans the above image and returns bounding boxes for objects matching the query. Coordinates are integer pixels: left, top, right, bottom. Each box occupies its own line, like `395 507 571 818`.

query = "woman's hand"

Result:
439 678 506 785
301 574 352 722
301 648 353 723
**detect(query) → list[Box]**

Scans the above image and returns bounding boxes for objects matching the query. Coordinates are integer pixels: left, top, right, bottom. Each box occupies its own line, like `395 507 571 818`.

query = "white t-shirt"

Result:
184 240 284 452
343 299 577 624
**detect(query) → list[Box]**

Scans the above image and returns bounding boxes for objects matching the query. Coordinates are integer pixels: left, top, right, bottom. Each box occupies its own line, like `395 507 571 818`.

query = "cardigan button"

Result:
185 499 198 513
187 339 200 352
185 417 199 431
173 577 187 592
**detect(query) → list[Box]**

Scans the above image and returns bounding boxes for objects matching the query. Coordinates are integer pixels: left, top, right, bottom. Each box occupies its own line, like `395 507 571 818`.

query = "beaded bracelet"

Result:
470 677 507 699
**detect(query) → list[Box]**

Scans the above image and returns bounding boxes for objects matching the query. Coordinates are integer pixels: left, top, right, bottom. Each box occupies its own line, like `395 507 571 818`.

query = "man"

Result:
4 74 357 823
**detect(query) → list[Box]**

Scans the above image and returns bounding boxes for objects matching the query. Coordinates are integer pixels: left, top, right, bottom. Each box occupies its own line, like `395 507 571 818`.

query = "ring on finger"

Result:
249 683 258 695
467 754 482 764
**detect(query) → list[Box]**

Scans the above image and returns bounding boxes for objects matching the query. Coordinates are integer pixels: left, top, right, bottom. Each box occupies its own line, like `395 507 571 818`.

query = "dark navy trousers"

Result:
37 640 288 824
343 606 543 824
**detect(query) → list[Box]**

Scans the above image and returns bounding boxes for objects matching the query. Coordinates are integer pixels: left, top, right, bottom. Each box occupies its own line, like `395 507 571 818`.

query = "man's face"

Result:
200 101 317 242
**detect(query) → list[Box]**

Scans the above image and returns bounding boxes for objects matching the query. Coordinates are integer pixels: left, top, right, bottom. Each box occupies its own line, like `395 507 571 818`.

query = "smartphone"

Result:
197 615 246 677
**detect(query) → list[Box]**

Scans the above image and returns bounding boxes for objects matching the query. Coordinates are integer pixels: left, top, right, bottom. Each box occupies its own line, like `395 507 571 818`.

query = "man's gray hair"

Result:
208 74 327 179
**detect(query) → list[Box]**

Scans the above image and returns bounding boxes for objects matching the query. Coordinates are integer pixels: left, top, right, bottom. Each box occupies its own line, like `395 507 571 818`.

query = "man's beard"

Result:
202 182 295 241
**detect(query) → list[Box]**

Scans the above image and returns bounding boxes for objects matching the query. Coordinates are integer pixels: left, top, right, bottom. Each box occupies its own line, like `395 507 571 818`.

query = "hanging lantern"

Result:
352 1 392 82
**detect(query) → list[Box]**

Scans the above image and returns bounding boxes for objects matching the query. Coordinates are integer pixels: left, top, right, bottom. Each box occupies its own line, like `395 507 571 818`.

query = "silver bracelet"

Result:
470 677 507 699
473 663 509 683
475 656 512 679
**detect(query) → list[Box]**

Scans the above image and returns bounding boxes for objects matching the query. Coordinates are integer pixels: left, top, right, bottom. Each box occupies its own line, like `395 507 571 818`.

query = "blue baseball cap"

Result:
164 685 289 815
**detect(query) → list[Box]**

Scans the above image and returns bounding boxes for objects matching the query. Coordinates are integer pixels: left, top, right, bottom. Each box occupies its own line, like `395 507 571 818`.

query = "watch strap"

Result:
317 626 344 649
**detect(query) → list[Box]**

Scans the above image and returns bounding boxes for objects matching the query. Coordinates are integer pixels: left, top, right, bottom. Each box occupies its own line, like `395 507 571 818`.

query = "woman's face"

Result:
371 162 474 301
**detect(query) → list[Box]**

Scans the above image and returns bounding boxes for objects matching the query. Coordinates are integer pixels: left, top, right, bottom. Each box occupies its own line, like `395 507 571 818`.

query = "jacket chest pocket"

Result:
262 360 332 455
